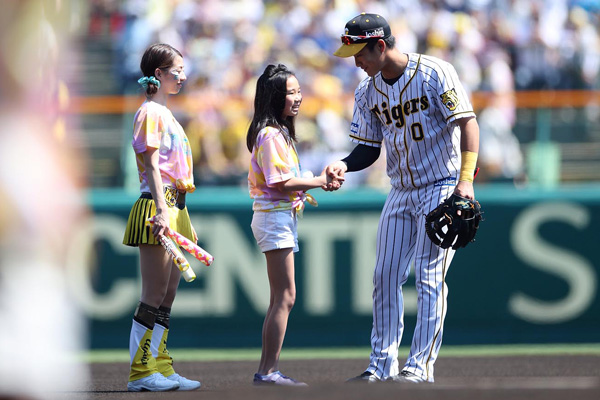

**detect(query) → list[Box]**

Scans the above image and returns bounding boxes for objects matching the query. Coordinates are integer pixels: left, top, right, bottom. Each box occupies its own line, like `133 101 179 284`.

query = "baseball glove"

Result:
425 194 483 250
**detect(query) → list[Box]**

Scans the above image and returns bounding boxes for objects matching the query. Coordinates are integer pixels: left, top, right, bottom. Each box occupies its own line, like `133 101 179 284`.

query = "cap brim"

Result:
333 42 367 58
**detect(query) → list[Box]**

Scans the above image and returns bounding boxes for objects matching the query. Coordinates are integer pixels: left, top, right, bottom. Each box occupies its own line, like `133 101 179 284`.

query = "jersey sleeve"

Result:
256 130 296 187
433 61 475 123
132 103 164 153
349 82 383 148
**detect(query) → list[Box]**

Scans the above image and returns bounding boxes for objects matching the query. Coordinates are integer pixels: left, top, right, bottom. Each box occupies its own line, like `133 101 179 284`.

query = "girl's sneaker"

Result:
127 372 180 392
166 373 201 391
253 371 307 386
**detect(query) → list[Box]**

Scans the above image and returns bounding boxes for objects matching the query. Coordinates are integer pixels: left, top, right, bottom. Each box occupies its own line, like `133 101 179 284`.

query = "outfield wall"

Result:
78 185 600 348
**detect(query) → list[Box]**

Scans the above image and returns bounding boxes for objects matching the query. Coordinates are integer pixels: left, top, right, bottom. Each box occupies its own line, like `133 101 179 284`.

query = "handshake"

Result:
320 160 347 192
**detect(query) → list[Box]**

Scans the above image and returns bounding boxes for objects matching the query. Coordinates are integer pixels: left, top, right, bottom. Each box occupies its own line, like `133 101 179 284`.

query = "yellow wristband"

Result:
459 151 478 183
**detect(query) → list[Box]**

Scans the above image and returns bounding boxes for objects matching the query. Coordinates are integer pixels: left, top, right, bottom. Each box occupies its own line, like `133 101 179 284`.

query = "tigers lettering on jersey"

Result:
370 96 430 129
349 53 476 189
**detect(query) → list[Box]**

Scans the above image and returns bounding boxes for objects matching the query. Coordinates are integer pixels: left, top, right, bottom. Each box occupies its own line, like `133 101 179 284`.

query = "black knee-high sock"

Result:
134 302 158 328
129 302 159 381
156 306 171 329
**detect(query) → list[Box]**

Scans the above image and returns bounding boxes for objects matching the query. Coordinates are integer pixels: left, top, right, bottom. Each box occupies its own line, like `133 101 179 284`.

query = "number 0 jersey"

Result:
350 53 475 188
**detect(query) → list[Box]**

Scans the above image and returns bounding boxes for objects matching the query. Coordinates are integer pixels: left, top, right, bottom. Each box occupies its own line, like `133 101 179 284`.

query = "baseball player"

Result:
325 13 480 383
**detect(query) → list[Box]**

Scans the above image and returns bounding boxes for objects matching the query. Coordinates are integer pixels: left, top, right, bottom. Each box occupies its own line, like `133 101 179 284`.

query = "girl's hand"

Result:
323 172 342 191
152 210 170 238
191 224 198 243
322 162 346 191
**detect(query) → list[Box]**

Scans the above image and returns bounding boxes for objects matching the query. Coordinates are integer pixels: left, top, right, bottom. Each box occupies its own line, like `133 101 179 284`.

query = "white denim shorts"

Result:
251 209 298 253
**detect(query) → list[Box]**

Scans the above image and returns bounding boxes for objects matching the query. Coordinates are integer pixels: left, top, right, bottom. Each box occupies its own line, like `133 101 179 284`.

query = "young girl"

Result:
247 64 342 386
122 43 201 392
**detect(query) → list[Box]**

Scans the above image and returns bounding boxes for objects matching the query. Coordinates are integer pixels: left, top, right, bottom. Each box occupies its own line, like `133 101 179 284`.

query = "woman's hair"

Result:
246 64 297 152
139 43 183 96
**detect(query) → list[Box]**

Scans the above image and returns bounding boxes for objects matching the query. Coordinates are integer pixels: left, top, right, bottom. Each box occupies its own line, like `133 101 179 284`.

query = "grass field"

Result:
83 343 600 363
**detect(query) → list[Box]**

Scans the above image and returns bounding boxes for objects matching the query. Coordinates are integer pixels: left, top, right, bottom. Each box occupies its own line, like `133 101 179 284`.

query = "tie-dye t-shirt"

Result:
248 126 303 211
132 101 195 193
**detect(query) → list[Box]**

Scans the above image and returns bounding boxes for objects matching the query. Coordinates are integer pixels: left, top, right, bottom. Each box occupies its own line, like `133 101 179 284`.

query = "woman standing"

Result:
247 64 342 386
123 43 201 392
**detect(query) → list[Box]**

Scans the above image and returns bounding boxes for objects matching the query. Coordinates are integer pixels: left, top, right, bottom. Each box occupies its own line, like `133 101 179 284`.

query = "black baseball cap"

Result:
334 13 391 58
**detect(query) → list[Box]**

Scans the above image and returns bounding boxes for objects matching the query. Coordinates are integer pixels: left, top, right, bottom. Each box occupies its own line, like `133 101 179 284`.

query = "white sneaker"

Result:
166 373 202 391
127 372 180 392
387 370 427 384
253 371 308 386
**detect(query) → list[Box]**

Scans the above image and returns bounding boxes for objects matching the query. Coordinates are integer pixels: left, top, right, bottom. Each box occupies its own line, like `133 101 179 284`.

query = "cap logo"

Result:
365 28 385 37
334 13 390 57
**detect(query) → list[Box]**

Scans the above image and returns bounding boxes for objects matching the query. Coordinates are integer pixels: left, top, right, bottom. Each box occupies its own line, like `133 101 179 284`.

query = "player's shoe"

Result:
386 370 426 384
346 371 381 383
166 373 201 391
127 372 180 391
253 371 308 386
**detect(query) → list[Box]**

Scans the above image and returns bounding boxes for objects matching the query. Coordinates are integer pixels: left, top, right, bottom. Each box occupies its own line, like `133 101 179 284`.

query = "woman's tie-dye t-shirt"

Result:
132 100 195 193
248 126 303 211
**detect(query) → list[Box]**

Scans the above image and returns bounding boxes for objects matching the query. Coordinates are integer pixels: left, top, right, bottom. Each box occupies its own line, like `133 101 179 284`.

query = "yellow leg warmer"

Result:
128 321 158 381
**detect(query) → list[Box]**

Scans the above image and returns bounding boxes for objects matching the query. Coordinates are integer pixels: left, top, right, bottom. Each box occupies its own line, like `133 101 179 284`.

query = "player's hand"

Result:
152 210 170 238
322 161 347 191
453 180 474 200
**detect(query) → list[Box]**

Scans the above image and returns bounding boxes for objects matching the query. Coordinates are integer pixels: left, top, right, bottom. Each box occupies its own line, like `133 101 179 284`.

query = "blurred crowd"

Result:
1 1 89 399
86 0 600 187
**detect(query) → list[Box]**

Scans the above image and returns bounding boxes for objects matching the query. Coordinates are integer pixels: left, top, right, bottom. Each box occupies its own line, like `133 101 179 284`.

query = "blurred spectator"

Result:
83 0 599 187
0 1 89 399
477 48 527 184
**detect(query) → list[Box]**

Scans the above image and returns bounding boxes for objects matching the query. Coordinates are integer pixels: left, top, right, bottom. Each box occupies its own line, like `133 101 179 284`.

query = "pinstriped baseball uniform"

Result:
350 53 475 382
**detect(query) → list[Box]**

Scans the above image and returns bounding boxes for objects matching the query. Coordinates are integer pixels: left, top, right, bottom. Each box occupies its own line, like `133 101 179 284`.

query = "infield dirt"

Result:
70 355 599 399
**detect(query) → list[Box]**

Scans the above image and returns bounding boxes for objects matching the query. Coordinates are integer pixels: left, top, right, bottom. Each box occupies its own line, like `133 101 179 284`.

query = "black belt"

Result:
140 190 186 210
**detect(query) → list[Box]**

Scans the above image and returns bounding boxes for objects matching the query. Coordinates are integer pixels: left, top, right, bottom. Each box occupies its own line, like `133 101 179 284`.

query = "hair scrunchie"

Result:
137 76 161 89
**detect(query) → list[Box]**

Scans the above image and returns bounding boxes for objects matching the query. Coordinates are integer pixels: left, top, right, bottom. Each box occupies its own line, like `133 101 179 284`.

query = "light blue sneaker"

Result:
253 371 307 386
166 373 202 391
127 372 180 392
